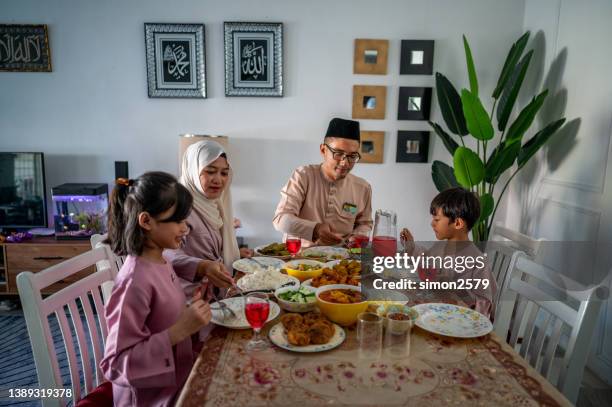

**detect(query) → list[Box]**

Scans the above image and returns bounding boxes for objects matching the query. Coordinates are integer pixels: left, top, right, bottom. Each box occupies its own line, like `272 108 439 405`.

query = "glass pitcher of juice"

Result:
372 209 397 257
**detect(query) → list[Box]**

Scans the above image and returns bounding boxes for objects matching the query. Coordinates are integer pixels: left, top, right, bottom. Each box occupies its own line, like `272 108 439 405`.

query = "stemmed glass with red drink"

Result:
286 237 301 257
244 292 270 352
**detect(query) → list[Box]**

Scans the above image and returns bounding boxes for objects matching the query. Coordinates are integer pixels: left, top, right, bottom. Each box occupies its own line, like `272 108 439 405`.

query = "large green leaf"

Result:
485 141 521 183
479 193 494 222
453 147 485 187
436 73 469 136
497 50 533 131
429 121 459 155
506 90 548 143
517 118 566 167
461 89 494 140
432 160 460 192
492 31 531 99
463 35 478 96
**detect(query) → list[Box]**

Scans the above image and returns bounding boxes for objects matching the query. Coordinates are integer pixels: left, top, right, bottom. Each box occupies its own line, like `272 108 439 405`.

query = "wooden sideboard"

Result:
0 237 94 295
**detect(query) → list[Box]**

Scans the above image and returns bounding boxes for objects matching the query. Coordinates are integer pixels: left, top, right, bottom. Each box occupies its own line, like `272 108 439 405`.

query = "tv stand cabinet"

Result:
0 237 94 295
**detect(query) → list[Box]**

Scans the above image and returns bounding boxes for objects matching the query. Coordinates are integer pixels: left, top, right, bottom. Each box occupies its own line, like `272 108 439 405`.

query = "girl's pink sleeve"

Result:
101 280 177 388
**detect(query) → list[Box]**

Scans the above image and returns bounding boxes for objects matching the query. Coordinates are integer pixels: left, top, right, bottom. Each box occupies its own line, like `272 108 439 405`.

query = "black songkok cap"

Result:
325 118 360 142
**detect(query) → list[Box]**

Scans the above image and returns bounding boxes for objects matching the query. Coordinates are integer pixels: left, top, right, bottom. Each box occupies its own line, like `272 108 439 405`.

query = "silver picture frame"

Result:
224 22 283 97
144 23 206 98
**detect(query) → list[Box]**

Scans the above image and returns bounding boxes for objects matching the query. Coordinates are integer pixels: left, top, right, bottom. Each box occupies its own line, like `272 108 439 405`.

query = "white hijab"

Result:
180 140 240 268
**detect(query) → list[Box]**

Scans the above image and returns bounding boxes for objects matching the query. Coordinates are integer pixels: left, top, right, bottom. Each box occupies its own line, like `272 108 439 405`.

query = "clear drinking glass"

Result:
244 292 270 352
372 209 398 257
357 312 383 360
384 313 414 358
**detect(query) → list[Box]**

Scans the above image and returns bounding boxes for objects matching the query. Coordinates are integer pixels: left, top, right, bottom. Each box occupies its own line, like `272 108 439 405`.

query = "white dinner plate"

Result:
236 274 300 292
211 297 280 329
232 257 285 274
268 322 345 352
301 246 349 261
412 303 493 338
254 244 291 260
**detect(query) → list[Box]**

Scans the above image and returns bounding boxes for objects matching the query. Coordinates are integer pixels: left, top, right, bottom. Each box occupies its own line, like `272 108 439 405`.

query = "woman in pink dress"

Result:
101 172 212 406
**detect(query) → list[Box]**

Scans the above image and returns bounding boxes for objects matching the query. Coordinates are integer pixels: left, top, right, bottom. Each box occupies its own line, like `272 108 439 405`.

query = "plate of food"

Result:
236 267 299 292
302 259 361 288
254 242 291 259
301 246 349 261
232 257 284 274
211 297 281 329
269 312 345 352
412 303 493 338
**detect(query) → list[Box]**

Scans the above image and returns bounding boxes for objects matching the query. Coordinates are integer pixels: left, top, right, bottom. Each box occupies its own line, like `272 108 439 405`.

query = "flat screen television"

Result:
0 152 47 229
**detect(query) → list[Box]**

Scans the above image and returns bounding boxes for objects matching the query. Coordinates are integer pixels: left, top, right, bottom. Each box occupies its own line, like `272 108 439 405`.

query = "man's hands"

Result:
313 223 343 245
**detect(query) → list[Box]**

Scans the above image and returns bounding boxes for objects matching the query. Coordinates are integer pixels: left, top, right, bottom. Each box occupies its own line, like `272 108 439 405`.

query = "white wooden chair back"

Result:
90 233 124 302
494 254 605 403
485 242 523 298
17 245 120 407
489 222 544 258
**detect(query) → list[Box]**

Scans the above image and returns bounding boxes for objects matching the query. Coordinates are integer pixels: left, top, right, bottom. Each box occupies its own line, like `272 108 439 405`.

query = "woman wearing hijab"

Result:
167 140 252 302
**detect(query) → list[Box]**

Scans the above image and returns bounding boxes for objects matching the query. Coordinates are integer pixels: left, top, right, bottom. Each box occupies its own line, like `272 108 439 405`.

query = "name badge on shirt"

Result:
342 202 357 215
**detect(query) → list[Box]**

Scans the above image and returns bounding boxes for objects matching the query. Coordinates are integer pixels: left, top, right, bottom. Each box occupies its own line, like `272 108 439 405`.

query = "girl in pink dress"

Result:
100 172 212 406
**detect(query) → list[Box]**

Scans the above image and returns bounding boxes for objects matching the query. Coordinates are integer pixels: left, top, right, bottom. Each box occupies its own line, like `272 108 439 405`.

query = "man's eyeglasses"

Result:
324 144 361 163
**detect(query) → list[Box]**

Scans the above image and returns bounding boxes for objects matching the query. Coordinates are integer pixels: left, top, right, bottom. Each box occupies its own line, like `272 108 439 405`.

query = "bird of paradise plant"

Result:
430 32 566 241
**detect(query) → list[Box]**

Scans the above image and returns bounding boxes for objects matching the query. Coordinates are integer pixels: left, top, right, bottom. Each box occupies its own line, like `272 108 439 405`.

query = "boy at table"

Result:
273 118 373 247
400 187 497 319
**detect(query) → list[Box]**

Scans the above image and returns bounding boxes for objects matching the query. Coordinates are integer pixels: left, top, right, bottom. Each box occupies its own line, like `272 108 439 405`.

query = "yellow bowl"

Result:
315 284 369 326
282 259 325 282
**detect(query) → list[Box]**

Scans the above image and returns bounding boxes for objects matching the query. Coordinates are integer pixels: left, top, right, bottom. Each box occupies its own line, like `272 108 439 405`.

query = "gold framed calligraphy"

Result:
0 24 51 72
224 22 283 97
144 23 206 98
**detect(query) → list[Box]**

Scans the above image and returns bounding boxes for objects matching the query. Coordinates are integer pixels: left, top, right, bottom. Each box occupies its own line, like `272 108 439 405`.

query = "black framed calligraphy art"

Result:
0 24 51 72
144 23 206 98
224 22 283 97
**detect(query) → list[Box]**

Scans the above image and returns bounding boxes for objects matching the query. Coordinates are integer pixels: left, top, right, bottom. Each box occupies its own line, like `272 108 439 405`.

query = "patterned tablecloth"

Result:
176 292 571 407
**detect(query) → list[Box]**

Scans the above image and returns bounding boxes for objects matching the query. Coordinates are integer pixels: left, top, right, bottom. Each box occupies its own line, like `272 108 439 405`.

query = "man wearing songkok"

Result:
273 118 373 247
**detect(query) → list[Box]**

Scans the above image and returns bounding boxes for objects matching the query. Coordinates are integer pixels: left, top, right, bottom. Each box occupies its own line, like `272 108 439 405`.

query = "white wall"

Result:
508 0 612 384
0 0 526 246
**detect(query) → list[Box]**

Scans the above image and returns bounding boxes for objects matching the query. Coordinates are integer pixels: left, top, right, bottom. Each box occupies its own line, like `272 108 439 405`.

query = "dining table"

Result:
176 281 572 406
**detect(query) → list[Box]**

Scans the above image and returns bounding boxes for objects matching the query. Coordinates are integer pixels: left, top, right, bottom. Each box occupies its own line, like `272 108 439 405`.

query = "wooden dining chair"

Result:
489 222 544 258
90 233 124 302
17 245 120 407
487 223 545 311
494 253 606 403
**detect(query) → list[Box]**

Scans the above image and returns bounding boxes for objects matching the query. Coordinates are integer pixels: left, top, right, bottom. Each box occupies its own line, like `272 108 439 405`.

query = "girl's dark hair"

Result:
430 187 480 230
106 171 193 256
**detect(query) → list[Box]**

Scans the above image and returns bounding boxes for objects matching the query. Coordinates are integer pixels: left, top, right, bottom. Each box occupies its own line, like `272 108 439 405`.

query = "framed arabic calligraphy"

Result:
0 25 51 72
144 23 206 98
224 22 283 97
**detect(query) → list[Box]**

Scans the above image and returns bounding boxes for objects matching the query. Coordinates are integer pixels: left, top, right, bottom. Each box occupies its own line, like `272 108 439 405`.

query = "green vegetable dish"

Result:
259 242 290 256
278 287 316 303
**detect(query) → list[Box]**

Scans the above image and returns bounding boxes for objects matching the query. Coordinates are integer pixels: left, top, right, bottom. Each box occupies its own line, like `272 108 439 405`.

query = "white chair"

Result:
489 222 544 258
487 223 545 308
17 245 120 407
494 253 606 403
90 233 124 302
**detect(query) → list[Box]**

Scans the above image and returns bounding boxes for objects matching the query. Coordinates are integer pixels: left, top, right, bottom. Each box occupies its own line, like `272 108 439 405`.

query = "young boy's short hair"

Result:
430 187 480 230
